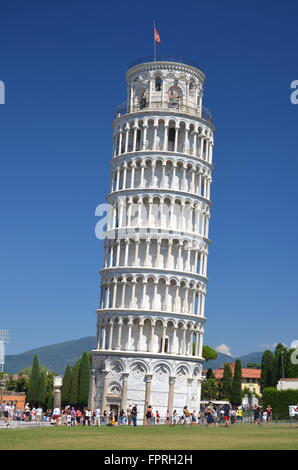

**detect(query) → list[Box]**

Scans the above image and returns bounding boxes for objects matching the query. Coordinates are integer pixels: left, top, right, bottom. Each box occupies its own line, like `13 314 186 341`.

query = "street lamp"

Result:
281 351 284 379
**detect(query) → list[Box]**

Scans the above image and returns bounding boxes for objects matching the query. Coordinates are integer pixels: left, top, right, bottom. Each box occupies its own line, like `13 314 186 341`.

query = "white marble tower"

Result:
89 57 215 422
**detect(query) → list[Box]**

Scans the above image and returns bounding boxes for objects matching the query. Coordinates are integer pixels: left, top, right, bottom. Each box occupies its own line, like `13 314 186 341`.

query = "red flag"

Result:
154 27 161 44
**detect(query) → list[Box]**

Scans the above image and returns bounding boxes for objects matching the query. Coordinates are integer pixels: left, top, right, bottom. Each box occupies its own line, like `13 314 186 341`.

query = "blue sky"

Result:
1 0 297 357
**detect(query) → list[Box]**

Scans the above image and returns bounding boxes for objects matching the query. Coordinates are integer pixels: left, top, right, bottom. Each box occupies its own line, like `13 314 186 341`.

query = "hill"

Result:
4 337 263 375
5 337 96 375
204 351 263 370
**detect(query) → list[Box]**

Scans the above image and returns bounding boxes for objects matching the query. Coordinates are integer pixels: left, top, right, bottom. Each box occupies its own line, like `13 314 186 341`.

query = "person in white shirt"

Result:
94 407 101 426
36 407 43 423
53 407 60 424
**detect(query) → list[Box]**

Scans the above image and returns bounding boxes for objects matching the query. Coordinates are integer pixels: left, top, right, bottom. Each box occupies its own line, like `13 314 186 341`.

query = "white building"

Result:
89 57 215 422
277 378 298 391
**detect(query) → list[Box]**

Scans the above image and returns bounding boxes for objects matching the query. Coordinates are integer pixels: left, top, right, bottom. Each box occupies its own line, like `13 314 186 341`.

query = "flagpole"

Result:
153 20 156 62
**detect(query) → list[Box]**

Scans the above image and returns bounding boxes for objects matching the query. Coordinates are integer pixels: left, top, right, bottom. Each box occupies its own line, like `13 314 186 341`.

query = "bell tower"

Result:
89 57 215 422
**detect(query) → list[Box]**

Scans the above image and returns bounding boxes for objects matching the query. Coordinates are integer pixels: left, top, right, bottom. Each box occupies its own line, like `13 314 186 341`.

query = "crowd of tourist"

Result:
0 400 275 427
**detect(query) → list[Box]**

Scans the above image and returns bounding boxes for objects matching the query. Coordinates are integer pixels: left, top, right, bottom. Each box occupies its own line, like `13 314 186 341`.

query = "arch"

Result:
129 360 148 380
153 362 172 382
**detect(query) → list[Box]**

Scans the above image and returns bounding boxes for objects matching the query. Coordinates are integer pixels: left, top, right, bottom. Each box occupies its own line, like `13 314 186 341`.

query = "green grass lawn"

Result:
1 423 298 450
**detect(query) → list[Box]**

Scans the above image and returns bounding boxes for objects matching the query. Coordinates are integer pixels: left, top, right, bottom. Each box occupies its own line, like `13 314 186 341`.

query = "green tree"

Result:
230 358 242 406
274 343 288 384
206 368 215 379
27 355 41 405
61 365 72 406
201 379 220 401
202 346 218 361
70 360 80 406
15 376 30 393
79 352 91 407
261 350 275 391
6 376 17 391
37 371 47 407
222 363 233 401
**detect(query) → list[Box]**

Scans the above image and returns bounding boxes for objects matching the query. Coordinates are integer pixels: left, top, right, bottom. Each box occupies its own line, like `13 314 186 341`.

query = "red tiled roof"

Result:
204 365 261 380
279 378 298 381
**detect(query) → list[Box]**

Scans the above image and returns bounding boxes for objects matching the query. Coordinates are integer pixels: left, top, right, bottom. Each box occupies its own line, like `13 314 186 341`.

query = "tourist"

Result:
16 407 22 422
94 406 101 426
165 410 171 425
182 406 190 425
119 408 126 425
145 405 152 426
212 408 219 427
85 408 91 426
25 403 31 422
102 410 108 425
76 408 82 425
219 407 225 423
127 404 132 425
156 410 160 424
266 405 272 422
254 406 261 425
81 408 86 426
36 406 43 423
62 409 68 426
53 406 61 424
191 410 197 425
3 402 9 426
236 406 243 422
206 407 214 427
230 407 236 424
172 410 178 426
131 405 138 426
70 407 76 426
223 403 230 427
109 410 115 425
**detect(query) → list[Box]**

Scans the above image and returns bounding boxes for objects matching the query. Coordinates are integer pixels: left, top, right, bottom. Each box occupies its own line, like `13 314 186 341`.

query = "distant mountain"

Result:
204 351 263 370
5 337 96 375
204 352 235 370
238 351 263 366
4 337 264 375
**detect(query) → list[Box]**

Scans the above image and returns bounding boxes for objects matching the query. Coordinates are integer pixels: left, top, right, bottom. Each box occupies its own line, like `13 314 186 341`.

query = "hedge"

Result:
262 387 298 419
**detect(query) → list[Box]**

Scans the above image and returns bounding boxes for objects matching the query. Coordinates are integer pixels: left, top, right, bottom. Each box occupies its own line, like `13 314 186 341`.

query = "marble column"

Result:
144 374 153 415
88 369 96 412
101 370 109 412
167 376 176 416
120 373 129 412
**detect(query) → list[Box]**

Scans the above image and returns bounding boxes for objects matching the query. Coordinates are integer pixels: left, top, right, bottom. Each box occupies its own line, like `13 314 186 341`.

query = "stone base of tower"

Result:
89 351 203 424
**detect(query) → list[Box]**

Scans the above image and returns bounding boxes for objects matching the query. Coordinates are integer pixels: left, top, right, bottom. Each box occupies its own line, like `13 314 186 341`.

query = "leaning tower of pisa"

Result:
89 57 215 421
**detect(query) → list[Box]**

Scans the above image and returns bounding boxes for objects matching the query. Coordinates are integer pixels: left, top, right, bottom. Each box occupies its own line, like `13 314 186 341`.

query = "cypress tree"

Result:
70 360 80 406
37 371 47 408
261 350 275 391
27 355 41 405
206 368 215 379
222 363 233 401
79 352 91 407
230 358 242 406
274 343 287 384
61 365 72 406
